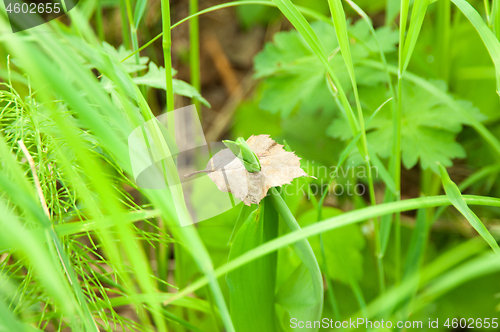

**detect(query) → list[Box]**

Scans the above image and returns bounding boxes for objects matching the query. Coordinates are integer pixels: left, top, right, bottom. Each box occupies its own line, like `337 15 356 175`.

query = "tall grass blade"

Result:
166 195 500 301
400 0 429 76
451 0 500 78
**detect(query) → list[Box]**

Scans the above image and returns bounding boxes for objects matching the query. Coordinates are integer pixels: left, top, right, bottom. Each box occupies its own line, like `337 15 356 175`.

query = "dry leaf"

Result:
186 135 310 205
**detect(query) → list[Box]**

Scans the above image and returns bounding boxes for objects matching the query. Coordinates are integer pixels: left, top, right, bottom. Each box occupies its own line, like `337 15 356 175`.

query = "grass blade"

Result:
437 164 500 256
327 0 385 292
121 1 331 63
400 0 429 76
189 0 201 113
269 188 323 329
161 0 174 112
165 194 500 302
451 0 500 78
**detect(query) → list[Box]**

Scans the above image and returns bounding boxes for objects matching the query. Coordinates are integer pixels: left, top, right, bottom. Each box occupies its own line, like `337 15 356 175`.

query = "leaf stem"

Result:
95 0 105 41
269 187 324 318
189 0 201 115
161 0 175 112
393 0 410 286
328 0 385 293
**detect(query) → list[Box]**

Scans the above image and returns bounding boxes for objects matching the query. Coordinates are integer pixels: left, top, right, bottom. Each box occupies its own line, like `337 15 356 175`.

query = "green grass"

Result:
1 0 500 331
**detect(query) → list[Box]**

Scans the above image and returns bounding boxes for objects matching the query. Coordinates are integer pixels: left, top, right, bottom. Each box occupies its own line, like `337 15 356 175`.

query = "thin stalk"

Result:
436 0 451 81
286 175 335 317
95 0 105 41
189 0 201 115
120 1 331 63
394 81 403 285
491 0 500 94
124 0 142 73
328 0 385 293
174 243 188 332
309 193 341 320
161 0 175 112
157 223 168 292
393 0 410 286
120 0 131 48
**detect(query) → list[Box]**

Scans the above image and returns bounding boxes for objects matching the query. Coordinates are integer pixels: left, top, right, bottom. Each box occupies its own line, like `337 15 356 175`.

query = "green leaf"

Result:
329 81 485 172
133 0 148 29
226 200 278 332
438 164 500 256
269 189 323 332
133 62 210 107
253 20 398 117
363 60 500 161
450 0 500 78
170 195 500 307
275 264 320 332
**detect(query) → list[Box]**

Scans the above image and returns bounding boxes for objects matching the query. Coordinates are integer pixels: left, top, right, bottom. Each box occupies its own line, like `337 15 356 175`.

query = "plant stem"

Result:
436 0 451 81
120 1 331 63
95 0 105 41
327 0 385 294
269 188 324 317
393 0 410 286
189 0 201 116
161 0 175 112
120 0 131 48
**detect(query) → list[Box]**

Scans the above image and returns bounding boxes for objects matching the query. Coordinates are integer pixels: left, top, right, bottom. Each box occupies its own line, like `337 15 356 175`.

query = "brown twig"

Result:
184 169 213 178
204 32 241 96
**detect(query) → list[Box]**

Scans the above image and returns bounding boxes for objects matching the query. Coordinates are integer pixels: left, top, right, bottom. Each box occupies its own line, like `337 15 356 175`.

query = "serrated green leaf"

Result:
329 81 485 171
253 20 398 117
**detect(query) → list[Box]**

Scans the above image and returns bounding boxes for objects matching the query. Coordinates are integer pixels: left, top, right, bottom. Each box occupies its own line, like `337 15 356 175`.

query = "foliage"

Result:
1 0 500 331
253 20 398 117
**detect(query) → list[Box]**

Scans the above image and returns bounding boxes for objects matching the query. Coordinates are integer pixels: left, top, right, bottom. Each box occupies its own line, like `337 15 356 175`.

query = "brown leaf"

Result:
186 135 310 205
